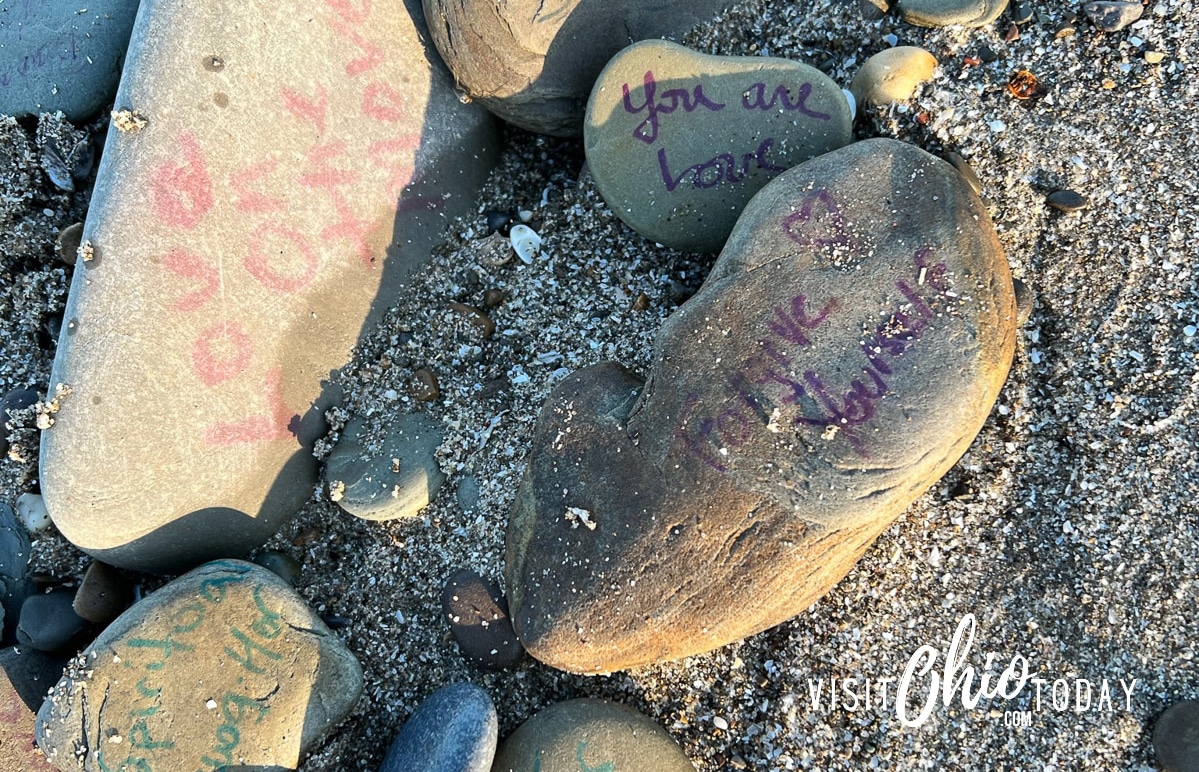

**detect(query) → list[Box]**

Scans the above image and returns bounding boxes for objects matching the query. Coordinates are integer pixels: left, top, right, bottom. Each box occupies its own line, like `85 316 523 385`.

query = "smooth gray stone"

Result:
39 0 499 572
379 682 497 772
1083 1 1143 30
36 560 362 770
897 0 1009 27
0 1 141 121
1155 700 1199 772
326 412 447 521
16 589 85 652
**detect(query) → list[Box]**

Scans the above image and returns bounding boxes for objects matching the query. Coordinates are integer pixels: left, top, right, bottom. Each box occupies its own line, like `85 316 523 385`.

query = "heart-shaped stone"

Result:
506 138 1016 673
585 40 852 253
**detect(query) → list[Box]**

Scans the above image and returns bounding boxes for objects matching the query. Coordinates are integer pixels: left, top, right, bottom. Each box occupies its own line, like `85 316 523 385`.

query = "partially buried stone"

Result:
943 151 983 195
1010 0 1034 22
1047 189 1089 212
0 2 141 121
422 0 737 136
16 589 86 653
0 647 63 772
326 413 447 521
1155 700 1199 772
850 47 939 108
492 699 695 772
897 0 1009 27
1013 278 1034 326
1083 1 1144 31
0 388 38 459
0 502 32 640
39 0 499 572
252 549 304 586
441 568 524 671
506 139 1016 673
71 561 134 626
585 40 852 253
378 683 497 772
36 560 363 770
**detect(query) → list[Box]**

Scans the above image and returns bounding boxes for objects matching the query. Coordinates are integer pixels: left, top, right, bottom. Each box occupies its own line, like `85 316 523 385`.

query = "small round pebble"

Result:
253 550 304 586
1047 189 1089 212
15 492 51 533
413 368 441 402
1010 0 1033 23
17 589 87 652
72 560 133 625
850 47 938 108
483 288 505 308
1083 0 1143 31
441 568 524 671
484 210 512 236
378 682 497 772
1154 700 1199 772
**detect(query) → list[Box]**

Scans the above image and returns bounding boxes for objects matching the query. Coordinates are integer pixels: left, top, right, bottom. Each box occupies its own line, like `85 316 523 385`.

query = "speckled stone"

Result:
378 683 497 772
492 699 695 772
585 40 852 253
897 0 1009 27
441 569 524 671
0 1 141 120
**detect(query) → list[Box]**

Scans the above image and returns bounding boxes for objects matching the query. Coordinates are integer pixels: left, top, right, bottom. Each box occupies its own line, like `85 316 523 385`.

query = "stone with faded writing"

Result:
326 412 447 521
492 699 695 772
507 138 1016 673
850 47 939 108
423 0 737 137
897 0 1008 27
0 647 63 772
0 1 141 121
378 682 497 772
584 40 852 254
35 559 362 771
39 0 500 572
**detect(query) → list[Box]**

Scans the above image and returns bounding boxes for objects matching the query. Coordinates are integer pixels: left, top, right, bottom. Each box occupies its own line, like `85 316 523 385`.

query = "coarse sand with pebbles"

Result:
2 0 1198 768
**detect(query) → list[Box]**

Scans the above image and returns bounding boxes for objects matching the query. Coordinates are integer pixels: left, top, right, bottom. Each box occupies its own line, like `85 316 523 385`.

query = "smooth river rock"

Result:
36 560 362 771
506 138 1016 673
896 0 1008 26
850 47 938 108
492 699 695 772
378 682 497 772
39 0 499 572
326 412 447 521
422 0 737 136
585 40 852 253
0 1 141 121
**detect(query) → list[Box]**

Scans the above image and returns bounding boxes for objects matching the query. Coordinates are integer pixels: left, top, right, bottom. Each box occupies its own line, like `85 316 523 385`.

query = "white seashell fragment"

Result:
842 88 857 121
510 224 542 264
16 492 52 532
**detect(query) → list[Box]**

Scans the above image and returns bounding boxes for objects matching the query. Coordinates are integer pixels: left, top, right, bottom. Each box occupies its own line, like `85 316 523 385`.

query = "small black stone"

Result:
484 210 512 236
17 589 87 652
1047 189 1089 212
253 550 304 586
1010 0 1033 23
1154 700 1199 772
978 45 999 63
441 568 524 671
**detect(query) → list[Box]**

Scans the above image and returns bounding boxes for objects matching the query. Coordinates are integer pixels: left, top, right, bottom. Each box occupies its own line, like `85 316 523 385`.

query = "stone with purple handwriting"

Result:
506 138 1016 673
584 40 852 253
422 0 737 137
0 1 141 121
491 699 695 772
35 560 363 771
38 0 499 572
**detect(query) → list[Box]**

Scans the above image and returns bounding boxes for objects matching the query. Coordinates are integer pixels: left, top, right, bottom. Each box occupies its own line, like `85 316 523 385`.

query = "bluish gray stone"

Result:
897 0 1008 27
379 683 497 772
16 588 86 652
1083 0 1143 31
0 1 141 120
327 412 447 521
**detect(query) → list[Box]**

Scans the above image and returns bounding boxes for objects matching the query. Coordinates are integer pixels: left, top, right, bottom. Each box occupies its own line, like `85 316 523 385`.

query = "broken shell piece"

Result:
565 506 596 530
477 231 513 266
510 224 542 264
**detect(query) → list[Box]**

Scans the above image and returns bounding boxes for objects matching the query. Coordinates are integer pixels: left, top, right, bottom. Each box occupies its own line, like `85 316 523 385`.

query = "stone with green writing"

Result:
491 699 695 772
38 0 500 573
507 139 1016 673
34 560 363 771
584 40 852 253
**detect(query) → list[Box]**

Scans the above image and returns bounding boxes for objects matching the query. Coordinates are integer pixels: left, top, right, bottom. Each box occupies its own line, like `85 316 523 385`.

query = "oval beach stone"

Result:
39 0 499 572
506 138 1016 673
36 560 362 771
585 40 852 253
897 0 1009 27
492 699 695 772
326 412 447 521
850 47 938 108
378 682 497 772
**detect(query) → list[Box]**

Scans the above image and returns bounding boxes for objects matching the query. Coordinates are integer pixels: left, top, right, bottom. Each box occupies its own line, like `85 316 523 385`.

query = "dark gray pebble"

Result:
56 223 85 266
253 550 304 586
860 0 890 20
1047 190 1089 212
484 210 512 236
978 46 999 63
17 589 87 652
1084 0 1143 31
0 646 68 711
72 560 133 625
1013 278 1034 326
1010 0 1034 23
0 387 38 458
441 568 524 671
413 369 441 402
1154 700 1199 772
944 152 983 196
379 682 497 772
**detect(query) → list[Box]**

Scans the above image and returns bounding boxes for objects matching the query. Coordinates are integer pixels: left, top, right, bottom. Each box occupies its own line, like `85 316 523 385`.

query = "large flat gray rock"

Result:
39 0 499 572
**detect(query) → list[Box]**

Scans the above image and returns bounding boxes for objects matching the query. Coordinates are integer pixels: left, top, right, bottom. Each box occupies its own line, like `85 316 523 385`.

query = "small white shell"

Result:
510 224 542 264
842 88 857 121
16 492 52 532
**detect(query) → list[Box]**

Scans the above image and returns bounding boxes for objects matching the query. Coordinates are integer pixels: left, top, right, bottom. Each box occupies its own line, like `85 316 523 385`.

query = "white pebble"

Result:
1184 325 1195 337
713 715 729 731
510 224 542 264
16 492 51 532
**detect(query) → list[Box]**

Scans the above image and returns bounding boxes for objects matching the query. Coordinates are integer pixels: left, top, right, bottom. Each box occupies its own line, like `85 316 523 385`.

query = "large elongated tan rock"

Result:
507 139 1017 673
40 0 499 572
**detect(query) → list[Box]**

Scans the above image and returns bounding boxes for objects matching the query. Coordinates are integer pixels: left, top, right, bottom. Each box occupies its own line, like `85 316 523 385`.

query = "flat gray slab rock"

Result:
897 0 1008 26
378 682 497 772
585 40 852 253
39 0 499 572
36 560 362 771
507 138 1016 673
492 699 694 772
422 0 737 136
0 1 141 121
